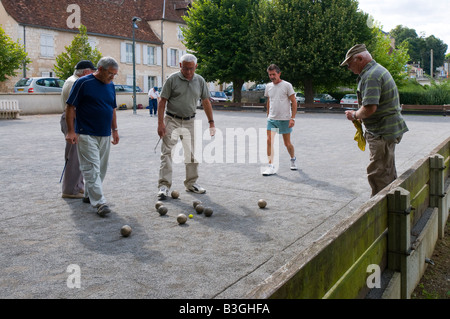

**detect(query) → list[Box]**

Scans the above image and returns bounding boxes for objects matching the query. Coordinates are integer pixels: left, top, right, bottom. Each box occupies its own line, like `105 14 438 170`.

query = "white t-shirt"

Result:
148 88 160 99
264 80 295 120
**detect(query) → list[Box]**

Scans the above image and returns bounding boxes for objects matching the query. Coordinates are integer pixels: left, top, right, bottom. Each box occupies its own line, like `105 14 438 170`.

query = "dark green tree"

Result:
406 37 426 64
390 25 418 46
251 0 374 103
182 0 259 102
0 26 31 82
390 25 424 64
54 25 102 80
389 25 448 76
422 35 448 77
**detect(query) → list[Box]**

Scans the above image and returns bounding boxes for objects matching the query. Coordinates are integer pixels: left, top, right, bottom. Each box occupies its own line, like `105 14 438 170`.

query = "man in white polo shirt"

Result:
148 86 160 117
262 64 298 176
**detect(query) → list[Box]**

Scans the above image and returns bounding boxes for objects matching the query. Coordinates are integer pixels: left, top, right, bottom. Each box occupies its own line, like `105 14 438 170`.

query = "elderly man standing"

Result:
157 53 215 200
65 57 120 217
60 60 96 199
341 44 408 197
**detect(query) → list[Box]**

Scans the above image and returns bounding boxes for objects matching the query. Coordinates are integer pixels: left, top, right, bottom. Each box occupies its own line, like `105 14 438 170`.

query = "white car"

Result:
340 94 358 109
14 77 65 93
209 91 229 102
295 92 305 104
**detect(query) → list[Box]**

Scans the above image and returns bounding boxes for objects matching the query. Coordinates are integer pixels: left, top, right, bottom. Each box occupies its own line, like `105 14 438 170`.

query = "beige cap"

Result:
340 44 368 66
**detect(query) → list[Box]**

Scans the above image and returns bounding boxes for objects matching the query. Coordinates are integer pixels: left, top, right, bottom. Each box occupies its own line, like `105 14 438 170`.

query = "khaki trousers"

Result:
77 134 111 207
366 132 402 197
158 116 198 189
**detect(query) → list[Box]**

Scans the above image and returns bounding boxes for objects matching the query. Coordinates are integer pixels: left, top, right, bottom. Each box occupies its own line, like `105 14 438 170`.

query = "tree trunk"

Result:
303 78 314 104
233 79 245 103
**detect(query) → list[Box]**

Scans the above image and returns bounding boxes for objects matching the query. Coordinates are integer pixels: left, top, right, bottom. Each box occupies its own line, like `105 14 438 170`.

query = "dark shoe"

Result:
82 197 90 204
97 204 111 217
62 193 84 199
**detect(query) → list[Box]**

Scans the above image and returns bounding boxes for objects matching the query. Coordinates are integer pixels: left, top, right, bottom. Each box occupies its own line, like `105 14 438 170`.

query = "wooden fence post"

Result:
387 187 411 299
429 154 446 239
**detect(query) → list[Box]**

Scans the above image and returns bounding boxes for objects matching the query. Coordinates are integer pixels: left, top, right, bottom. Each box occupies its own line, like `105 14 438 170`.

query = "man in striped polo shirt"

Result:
341 44 408 197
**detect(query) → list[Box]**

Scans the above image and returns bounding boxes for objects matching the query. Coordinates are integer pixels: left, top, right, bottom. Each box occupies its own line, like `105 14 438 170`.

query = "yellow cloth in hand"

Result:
353 120 366 151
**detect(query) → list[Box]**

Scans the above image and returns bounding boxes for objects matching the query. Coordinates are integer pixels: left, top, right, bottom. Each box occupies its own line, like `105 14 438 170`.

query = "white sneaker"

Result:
186 183 206 194
262 164 276 176
290 157 298 170
158 185 169 199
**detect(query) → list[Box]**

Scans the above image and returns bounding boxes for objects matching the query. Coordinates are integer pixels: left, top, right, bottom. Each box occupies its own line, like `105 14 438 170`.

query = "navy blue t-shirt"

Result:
67 74 117 136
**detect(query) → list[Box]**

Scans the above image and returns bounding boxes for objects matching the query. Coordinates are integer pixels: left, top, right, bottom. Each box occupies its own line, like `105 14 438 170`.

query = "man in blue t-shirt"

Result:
65 57 120 217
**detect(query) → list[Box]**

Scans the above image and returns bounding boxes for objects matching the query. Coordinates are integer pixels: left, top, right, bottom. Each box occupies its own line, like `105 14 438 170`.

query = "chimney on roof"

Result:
173 0 190 10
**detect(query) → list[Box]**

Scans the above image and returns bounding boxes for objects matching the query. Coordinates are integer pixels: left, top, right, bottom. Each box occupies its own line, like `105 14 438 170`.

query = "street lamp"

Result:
132 16 142 114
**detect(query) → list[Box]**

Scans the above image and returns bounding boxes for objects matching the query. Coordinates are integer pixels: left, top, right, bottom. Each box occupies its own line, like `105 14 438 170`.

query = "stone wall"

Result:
241 91 265 103
0 92 150 115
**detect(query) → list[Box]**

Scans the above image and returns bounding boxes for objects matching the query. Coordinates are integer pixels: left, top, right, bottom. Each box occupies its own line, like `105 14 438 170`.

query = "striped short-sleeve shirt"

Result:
357 60 408 141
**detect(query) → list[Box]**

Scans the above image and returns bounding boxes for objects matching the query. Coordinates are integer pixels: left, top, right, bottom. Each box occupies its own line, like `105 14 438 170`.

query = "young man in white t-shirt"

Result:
262 64 298 176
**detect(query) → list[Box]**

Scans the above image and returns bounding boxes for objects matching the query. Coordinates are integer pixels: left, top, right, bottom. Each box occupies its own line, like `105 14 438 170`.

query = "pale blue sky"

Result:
358 0 450 54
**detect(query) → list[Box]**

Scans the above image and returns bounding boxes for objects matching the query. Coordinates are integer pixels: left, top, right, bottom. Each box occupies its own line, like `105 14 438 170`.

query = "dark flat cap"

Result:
75 60 97 70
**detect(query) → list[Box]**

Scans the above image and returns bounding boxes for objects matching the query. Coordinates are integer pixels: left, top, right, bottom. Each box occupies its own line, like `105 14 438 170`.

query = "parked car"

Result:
209 91 229 102
115 84 143 92
224 84 247 97
249 83 266 91
14 77 65 93
313 94 339 104
340 94 358 109
295 92 305 104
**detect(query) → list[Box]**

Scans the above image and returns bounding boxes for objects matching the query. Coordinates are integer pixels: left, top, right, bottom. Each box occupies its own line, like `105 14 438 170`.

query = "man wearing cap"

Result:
341 44 408 197
148 86 160 117
60 60 96 199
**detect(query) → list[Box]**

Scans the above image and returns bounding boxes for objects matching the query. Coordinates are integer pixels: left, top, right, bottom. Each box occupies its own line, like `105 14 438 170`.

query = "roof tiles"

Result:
2 0 191 44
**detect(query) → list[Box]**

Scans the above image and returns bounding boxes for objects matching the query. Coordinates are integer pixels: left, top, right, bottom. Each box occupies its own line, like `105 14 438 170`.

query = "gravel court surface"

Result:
0 109 448 299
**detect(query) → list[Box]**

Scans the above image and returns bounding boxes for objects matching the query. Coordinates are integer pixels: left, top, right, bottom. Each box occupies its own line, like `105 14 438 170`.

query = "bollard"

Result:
429 154 446 239
387 187 411 299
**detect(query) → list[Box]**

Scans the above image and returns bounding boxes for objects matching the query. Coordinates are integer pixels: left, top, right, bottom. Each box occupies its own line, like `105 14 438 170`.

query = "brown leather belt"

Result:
166 111 195 120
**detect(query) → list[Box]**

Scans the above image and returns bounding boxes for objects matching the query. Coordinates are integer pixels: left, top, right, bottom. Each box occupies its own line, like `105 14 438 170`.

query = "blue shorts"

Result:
267 119 292 134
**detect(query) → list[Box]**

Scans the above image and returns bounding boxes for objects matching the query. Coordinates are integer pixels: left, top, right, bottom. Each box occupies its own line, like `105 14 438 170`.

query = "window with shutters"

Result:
148 76 156 88
147 46 156 65
125 43 133 63
88 39 97 51
168 48 178 67
177 25 184 41
40 34 54 57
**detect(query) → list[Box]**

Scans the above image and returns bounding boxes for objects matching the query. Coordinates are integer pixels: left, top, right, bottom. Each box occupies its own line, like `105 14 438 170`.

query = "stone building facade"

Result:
0 0 192 93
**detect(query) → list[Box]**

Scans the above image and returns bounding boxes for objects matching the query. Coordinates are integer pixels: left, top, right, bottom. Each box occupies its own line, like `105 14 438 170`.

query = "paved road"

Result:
0 109 448 299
